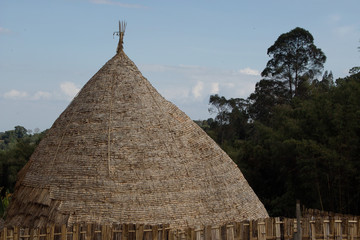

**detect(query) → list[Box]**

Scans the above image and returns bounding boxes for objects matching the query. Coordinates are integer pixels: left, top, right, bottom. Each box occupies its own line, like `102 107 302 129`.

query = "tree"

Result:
261 27 326 98
248 79 288 123
208 94 231 126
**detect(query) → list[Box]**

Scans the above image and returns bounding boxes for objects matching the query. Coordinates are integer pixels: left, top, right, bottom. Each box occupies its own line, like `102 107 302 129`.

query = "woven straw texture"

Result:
5 50 268 228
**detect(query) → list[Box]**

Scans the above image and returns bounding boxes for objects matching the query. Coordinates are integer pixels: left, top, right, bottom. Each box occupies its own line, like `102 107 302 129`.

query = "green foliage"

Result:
261 27 326 98
0 188 11 218
0 126 45 194
248 79 289 123
206 72 360 217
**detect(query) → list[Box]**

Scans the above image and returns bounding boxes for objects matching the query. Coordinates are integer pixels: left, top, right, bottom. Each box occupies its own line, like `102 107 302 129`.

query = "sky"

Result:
1 0 359 132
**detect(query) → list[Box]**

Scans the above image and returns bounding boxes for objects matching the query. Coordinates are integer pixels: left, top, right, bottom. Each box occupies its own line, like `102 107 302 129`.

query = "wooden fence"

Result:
1 216 359 240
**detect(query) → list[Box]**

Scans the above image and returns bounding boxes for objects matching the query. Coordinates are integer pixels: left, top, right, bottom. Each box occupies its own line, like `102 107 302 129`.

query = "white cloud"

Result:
238 67 260 76
60 82 80 100
140 64 168 73
329 14 341 23
333 25 356 37
33 91 52 100
3 90 28 99
89 0 146 8
210 82 219 94
140 63 260 116
192 81 204 99
162 88 190 101
0 27 11 35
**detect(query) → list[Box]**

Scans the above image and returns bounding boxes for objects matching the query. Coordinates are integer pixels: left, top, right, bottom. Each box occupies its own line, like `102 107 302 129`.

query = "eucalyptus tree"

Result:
261 27 326 98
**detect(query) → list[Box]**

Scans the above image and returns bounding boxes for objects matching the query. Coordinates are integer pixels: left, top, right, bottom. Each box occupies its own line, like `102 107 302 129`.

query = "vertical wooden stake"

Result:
46 226 51 240
275 218 281 240
204 226 211 240
73 224 79 240
348 220 357 240
195 227 201 240
61 225 67 240
186 228 195 240
123 224 129 240
86 224 92 240
152 226 159 240
295 201 302 240
102 225 107 240
323 220 330 240
257 221 266 240
310 220 316 240
227 225 235 240
30 228 35 240
13 226 19 240
335 219 342 240
136 224 144 240
249 221 254 240
169 230 175 240
2 228 7 240
161 225 166 240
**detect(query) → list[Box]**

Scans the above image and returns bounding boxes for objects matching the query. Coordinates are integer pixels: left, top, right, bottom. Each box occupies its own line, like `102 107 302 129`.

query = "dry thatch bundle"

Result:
5 24 268 229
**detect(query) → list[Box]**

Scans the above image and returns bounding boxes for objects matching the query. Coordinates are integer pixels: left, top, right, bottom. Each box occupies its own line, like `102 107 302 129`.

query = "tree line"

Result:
0 126 46 193
0 126 46 217
198 27 360 217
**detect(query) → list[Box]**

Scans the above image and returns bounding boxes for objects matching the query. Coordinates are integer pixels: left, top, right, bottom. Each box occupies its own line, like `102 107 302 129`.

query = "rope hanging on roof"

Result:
114 21 127 54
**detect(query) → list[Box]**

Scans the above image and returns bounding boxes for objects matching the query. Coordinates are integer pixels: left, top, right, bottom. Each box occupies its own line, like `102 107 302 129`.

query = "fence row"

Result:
1 216 360 240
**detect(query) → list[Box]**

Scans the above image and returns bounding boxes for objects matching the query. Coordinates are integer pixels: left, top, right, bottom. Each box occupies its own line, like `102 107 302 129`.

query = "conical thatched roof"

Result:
5 25 268 228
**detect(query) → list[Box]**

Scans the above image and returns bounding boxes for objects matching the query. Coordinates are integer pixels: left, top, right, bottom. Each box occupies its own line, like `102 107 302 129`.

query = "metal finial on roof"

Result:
114 21 126 53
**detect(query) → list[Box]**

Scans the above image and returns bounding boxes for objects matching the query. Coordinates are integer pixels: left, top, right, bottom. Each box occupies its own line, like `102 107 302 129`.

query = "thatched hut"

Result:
5 23 268 229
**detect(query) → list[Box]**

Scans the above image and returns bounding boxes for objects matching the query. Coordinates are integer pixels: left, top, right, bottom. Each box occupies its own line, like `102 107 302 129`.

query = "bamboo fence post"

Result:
323 219 330 240
294 220 298 240
187 228 195 240
204 226 211 240
136 224 144 240
184 228 190 240
50 225 55 240
46 226 50 240
29 228 35 240
152 226 159 240
181 231 186 240
60 225 67 240
249 221 254 240
2 227 7 240
227 225 235 240
243 222 250 240
161 226 167 240
14 226 20 240
335 219 342 240
275 218 281 240
102 225 111 240
211 226 220 240
73 224 80 240
108 225 113 240
348 220 357 240
169 230 175 240
85 224 91 240
343 219 348 240
101 225 106 240
123 224 129 240
310 220 316 240
233 222 240 240
8 228 13 240
295 201 302 240
195 227 202 240
257 221 266 240
35 228 40 240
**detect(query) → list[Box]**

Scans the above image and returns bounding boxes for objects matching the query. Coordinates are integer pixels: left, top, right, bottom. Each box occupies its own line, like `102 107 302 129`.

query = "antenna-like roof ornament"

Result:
114 21 127 54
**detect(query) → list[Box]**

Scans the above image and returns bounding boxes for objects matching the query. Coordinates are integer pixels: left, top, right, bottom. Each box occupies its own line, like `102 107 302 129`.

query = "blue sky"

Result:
1 0 359 132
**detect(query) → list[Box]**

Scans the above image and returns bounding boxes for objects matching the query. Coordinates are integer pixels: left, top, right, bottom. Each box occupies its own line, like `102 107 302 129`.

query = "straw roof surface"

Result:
5 30 268 228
